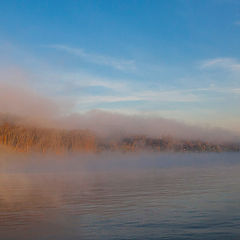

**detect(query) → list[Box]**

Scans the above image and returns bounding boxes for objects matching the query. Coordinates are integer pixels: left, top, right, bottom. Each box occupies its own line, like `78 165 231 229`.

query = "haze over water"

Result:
1 153 240 240
1 1 240 239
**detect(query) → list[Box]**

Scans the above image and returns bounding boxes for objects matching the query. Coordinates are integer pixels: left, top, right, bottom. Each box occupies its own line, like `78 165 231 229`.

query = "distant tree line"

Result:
119 136 240 152
98 136 240 152
0 123 239 154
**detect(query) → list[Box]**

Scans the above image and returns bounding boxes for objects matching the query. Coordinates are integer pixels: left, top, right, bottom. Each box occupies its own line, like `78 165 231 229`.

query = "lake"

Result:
0 153 240 240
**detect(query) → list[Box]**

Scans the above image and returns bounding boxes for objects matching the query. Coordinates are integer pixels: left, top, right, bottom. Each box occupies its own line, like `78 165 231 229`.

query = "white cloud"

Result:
59 72 128 91
230 88 240 94
48 44 136 71
73 85 240 109
37 70 129 95
75 89 200 108
137 90 199 102
185 86 240 95
200 57 240 71
76 95 141 105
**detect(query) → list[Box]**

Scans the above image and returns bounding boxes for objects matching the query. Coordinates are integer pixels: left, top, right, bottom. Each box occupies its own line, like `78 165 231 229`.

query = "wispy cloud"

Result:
200 57 240 71
74 86 240 110
137 90 199 102
38 71 129 96
234 21 240 25
48 44 136 71
182 86 240 95
75 89 200 108
59 72 128 91
231 88 240 94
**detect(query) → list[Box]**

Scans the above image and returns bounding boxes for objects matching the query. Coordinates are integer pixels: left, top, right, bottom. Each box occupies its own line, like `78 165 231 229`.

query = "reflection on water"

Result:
0 153 240 240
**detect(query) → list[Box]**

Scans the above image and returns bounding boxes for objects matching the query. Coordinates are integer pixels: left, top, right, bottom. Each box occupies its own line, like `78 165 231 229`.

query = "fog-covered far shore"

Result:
0 81 240 144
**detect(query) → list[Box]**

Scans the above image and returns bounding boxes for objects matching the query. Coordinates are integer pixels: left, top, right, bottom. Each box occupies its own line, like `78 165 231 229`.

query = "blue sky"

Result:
0 0 240 132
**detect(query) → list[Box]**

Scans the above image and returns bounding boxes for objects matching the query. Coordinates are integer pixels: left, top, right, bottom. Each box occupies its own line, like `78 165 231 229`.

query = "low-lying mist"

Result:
0 81 239 143
58 111 240 143
1 152 240 175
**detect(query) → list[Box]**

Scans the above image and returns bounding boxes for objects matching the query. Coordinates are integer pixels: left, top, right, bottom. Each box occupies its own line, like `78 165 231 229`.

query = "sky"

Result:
0 0 240 133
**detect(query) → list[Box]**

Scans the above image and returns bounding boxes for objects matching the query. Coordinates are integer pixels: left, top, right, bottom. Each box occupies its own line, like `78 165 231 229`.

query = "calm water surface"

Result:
0 153 240 240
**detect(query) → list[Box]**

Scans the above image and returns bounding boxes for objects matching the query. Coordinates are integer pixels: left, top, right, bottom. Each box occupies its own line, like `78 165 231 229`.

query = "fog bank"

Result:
0 81 239 143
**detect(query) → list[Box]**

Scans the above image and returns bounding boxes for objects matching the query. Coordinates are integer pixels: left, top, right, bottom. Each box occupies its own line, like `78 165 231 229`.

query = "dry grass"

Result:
0 123 96 154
